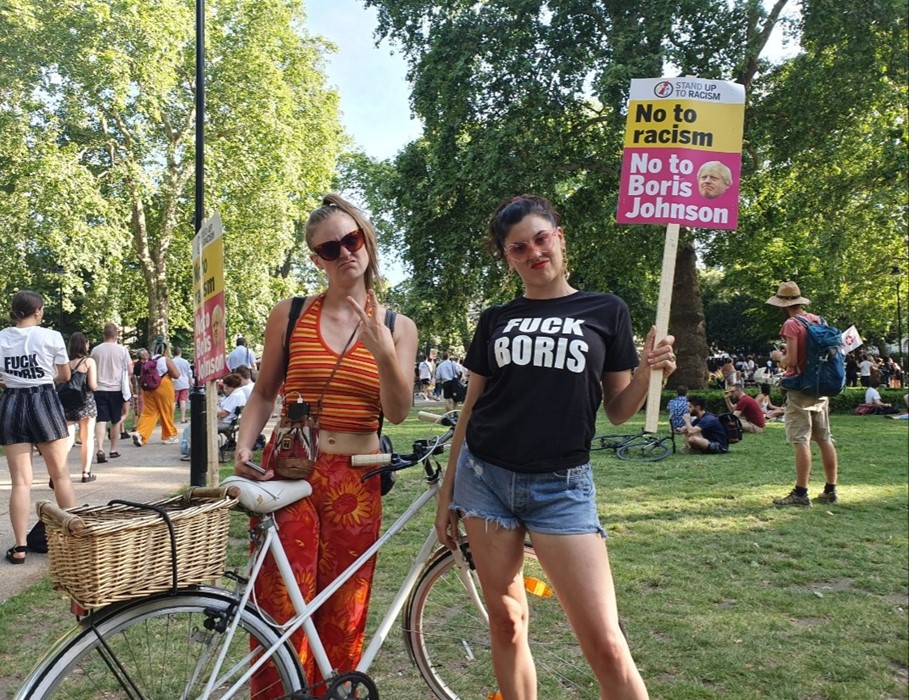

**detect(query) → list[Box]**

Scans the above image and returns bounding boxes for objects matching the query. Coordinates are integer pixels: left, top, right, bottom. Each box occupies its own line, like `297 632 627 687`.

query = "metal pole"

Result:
189 0 207 487
897 274 903 378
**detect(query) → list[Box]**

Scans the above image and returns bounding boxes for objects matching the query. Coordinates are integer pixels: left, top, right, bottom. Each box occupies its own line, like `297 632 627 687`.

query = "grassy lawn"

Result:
0 408 906 699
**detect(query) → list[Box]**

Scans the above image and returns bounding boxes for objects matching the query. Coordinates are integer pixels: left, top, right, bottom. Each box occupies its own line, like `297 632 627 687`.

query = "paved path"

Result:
0 399 447 604
0 425 218 605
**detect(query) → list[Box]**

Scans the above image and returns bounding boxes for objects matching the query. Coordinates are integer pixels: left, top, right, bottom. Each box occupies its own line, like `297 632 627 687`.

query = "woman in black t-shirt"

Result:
435 195 676 699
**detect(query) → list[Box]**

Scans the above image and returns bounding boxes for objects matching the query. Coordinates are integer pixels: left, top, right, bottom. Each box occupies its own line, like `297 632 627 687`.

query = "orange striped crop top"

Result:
283 295 381 433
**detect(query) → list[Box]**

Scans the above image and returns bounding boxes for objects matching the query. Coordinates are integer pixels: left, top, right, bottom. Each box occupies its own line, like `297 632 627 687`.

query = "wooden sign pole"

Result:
206 382 220 485
644 223 680 433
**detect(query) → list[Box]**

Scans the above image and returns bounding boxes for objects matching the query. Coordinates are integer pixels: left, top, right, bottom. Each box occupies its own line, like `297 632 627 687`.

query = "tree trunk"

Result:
667 232 709 389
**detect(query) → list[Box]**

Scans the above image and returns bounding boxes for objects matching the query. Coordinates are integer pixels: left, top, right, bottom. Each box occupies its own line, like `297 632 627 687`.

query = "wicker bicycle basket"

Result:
37 488 238 610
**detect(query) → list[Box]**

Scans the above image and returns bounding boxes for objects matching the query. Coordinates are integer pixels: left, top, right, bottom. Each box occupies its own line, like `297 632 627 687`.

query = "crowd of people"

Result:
416 351 468 409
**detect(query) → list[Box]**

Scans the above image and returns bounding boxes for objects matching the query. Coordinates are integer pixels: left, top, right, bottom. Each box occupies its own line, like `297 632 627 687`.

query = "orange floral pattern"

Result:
251 452 382 697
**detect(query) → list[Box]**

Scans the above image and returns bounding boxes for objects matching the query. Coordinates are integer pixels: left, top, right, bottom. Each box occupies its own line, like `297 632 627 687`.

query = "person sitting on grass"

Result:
682 395 729 454
666 385 690 433
724 383 766 433
756 383 785 421
864 379 900 415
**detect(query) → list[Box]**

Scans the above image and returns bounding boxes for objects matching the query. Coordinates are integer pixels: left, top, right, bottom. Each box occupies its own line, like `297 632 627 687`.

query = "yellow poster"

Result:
192 212 228 383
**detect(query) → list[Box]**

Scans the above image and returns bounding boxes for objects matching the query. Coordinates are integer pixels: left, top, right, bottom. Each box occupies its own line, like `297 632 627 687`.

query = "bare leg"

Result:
685 434 711 452
6 444 35 556
793 442 812 488
39 438 76 510
817 439 838 486
531 533 649 700
94 420 107 456
65 423 77 452
463 518 536 700
79 416 96 474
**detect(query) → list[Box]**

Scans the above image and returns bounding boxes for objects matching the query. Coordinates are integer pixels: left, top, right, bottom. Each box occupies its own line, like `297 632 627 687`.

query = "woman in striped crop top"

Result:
235 194 417 692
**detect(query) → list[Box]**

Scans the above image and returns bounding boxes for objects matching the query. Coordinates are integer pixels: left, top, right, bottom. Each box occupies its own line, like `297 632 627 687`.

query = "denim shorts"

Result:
451 445 606 538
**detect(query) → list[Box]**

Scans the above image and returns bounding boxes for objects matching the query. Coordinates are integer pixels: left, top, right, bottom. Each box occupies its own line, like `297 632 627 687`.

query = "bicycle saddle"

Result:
220 476 313 514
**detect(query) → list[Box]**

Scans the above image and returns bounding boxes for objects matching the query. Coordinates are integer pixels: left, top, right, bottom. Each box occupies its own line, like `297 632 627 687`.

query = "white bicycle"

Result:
17 412 595 699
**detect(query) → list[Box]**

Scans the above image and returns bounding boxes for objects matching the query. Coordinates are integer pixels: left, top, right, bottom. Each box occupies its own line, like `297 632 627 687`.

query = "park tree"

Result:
361 0 906 385
0 0 342 345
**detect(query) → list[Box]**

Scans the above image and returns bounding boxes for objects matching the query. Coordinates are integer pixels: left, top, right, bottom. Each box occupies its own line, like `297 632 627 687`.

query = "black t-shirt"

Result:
464 291 639 473
693 412 728 447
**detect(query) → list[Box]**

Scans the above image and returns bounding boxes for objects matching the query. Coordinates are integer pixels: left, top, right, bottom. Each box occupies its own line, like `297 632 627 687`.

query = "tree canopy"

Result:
1 0 906 371
0 0 343 348
357 0 907 379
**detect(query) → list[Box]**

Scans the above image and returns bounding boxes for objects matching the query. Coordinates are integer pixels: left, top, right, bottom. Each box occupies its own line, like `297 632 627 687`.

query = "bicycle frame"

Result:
213 443 482 698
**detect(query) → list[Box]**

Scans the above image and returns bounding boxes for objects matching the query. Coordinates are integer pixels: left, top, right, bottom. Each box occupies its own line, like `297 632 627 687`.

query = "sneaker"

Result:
815 490 839 504
163 436 179 445
132 434 144 447
180 454 191 462
773 489 812 507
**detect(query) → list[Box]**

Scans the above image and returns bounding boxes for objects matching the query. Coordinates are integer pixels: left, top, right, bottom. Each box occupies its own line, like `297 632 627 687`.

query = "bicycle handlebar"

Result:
351 453 393 467
354 411 458 483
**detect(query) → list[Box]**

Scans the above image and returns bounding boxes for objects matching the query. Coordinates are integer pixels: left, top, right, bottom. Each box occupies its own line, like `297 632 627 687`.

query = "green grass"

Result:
0 409 906 699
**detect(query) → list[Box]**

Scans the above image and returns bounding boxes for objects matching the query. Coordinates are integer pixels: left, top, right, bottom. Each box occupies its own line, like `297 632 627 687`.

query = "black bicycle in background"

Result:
589 429 676 462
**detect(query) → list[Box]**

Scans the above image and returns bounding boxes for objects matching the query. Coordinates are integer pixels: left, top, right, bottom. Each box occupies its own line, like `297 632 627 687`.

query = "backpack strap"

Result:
377 308 398 437
283 296 307 381
71 357 87 373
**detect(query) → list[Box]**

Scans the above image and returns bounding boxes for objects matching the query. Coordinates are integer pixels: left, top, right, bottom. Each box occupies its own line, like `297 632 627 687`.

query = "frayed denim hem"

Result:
449 503 520 531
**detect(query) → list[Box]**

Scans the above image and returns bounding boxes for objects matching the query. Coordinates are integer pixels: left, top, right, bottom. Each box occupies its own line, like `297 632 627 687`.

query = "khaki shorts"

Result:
783 390 832 444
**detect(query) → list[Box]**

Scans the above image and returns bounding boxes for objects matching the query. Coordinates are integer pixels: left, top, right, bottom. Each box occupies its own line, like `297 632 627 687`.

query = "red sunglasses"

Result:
312 229 366 261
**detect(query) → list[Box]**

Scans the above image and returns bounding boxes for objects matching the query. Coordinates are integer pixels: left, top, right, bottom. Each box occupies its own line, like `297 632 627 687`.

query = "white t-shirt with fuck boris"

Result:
0 326 68 388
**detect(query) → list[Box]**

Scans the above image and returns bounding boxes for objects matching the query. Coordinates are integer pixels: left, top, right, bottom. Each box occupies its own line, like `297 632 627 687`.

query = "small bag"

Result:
26 520 48 553
57 358 88 412
854 403 877 415
265 395 319 480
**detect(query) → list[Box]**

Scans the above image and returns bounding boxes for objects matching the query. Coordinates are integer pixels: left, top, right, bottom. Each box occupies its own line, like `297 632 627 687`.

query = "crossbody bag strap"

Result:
312 323 360 414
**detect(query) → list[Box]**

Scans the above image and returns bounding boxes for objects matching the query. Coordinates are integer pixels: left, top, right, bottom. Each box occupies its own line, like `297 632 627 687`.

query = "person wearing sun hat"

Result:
767 281 840 507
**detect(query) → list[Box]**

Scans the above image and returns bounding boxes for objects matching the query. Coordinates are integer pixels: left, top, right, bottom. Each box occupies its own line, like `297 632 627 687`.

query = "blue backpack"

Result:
779 316 845 397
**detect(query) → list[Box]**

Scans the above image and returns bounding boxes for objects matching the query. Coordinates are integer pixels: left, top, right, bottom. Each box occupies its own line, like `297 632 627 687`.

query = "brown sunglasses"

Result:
312 230 366 261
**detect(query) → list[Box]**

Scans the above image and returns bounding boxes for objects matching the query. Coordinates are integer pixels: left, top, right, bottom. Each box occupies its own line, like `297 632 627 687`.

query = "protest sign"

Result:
841 325 863 354
192 212 228 384
615 77 746 431
617 77 746 229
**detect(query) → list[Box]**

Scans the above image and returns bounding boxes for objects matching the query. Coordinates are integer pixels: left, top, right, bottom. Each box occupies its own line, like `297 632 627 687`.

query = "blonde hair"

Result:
305 193 381 291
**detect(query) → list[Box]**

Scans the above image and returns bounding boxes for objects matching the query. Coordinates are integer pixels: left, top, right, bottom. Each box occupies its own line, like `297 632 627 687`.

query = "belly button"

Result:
327 437 336 445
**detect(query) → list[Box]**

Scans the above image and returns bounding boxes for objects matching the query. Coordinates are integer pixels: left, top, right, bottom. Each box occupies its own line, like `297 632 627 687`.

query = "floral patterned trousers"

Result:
252 451 382 697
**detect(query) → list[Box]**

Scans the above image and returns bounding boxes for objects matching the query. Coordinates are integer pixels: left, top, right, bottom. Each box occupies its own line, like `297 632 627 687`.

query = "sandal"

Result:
81 472 97 483
96 450 107 464
6 545 27 565
108 451 121 459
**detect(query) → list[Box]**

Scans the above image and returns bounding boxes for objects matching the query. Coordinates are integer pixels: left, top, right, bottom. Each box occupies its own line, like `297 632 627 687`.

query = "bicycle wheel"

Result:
589 434 621 451
404 543 597 699
17 589 305 699
616 439 671 462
